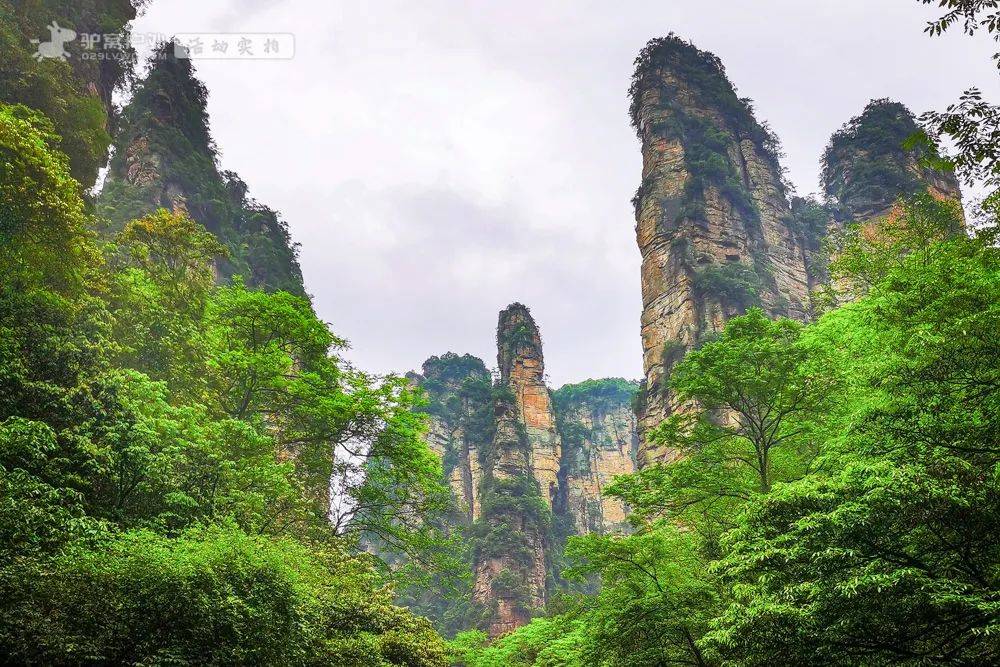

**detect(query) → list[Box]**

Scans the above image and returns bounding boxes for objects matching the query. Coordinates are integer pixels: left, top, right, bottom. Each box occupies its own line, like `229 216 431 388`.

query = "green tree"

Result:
704 194 1000 664
613 309 833 545
0 526 449 666
0 103 97 292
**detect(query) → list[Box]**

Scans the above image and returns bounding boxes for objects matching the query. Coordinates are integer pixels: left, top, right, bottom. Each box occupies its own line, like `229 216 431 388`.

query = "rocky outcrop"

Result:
496 304 563 508
629 36 811 463
413 307 639 637
822 99 963 226
800 99 965 294
472 304 558 637
99 42 305 295
409 353 493 522
553 380 638 534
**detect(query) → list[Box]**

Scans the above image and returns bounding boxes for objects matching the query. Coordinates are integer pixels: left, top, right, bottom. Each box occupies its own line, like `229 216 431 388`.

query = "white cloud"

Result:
128 0 998 386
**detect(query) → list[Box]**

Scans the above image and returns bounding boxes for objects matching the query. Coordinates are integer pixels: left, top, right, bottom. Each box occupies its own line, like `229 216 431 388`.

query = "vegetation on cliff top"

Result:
99 43 306 295
552 378 638 412
628 34 784 172
822 98 954 221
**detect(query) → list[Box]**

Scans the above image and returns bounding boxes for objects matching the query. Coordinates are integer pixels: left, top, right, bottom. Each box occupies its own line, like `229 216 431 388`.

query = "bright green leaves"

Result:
646 308 832 517
0 103 96 292
0 62 451 663
0 526 449 666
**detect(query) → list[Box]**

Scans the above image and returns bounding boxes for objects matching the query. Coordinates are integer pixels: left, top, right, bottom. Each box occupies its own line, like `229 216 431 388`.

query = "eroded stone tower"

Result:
630 36 811 462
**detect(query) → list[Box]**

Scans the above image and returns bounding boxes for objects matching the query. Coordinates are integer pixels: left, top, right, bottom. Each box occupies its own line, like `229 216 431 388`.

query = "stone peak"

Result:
496 303 544 385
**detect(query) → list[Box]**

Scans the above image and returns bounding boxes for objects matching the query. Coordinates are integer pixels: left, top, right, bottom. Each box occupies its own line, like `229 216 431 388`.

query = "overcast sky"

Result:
128 1 997 387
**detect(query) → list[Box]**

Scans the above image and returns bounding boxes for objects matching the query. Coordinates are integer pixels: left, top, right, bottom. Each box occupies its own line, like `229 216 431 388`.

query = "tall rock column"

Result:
99 42 305 295
630 36 811 463
473 304 559 637
497 304 563 506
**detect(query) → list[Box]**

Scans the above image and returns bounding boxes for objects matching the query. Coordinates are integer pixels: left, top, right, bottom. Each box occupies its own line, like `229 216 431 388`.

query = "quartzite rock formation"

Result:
629 36 811 462
413 306 638 637
630 37 964 464
822 98 964 226
99 42 305 295
553 380 638 535
471 304 559 636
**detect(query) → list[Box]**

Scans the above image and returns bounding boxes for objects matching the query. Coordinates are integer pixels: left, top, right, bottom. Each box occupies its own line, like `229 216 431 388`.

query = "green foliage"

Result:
98 44 305 295
0 526 448 666
551 378 638 413
0 0 140 187
0 103 97 293
788 195 832 252
920 87 1000 210
450 616 586 667
691 260 764 310
0 63 450 663
829 192 966 295
703 198 1000 664
921 0 1000 66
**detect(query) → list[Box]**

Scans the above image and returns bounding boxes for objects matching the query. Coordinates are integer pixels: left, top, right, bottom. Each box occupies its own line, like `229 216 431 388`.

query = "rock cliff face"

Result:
409 353 493 523
99 43 305 295
472 304 558 637
629 39 967 464
822 98 963 225
413 306 638 637
553 380 638 534
629 36 811 462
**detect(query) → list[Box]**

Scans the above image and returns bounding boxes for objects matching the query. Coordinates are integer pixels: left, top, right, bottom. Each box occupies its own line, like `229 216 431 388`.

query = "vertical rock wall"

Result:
409 353 493 522
630 42 967 465
99 42 305 295
630 36 811 463
472 304 558 637
496 304 563 507
554 380 639 534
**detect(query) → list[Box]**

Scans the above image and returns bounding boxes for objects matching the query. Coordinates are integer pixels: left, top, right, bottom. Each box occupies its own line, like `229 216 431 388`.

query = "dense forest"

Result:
1 0 999 666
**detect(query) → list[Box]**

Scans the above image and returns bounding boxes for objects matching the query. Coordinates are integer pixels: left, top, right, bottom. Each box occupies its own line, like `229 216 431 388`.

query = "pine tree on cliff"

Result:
99 42 305 295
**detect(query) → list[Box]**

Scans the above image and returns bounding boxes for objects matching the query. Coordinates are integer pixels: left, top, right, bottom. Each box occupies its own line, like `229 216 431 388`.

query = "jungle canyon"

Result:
2 1 994 664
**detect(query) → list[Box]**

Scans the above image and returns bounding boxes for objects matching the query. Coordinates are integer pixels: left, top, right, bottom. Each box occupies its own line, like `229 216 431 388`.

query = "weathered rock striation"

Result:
99 42 305 295
412 307 639 636
629 36 811 462
553 380 639 534
409 353 493 523
629 37 968 464
471 304 558 637
822 98 963 227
